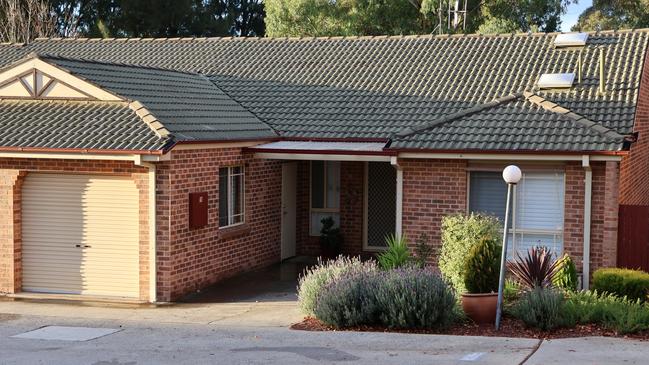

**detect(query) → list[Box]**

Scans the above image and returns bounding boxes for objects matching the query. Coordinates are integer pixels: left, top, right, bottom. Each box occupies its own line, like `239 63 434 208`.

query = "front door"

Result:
364 162 397 251
281 162 297 260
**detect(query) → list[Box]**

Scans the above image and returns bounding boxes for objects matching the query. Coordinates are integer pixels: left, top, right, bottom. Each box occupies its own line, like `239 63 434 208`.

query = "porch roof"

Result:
249 141 393 161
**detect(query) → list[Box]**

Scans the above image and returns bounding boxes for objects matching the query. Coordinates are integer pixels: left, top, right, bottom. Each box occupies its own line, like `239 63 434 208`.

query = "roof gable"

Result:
0 55 122 101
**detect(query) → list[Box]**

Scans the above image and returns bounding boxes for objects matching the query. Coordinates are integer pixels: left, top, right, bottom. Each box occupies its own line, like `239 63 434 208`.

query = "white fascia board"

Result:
0 151 147 162
398 152 622 162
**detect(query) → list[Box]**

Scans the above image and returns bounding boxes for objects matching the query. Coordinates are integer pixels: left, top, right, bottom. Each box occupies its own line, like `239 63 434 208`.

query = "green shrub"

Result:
553 254 578 292
313 272 379 327
439 213 501 294
377 234 411 270
297 256 377 316
503 279 522 308
511 288 574 331
565 290 649 334
373 267 457 329
592 268 649 302
463 237 501 293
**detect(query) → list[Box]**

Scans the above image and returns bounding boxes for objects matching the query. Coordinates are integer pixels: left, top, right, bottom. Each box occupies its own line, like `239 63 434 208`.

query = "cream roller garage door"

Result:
22 173 140 298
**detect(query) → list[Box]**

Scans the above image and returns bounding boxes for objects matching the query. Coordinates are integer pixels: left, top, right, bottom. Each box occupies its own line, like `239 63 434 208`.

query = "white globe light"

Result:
502 165 522 184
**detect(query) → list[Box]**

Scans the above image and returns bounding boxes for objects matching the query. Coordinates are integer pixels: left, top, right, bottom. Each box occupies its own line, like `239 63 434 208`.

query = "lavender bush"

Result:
313 271 380 327
297 256 378 316
374 267 457 329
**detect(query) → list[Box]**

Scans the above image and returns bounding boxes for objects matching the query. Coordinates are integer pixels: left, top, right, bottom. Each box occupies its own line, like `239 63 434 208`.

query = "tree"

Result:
572 0 649 31
0 0 57 43
478 0 574 34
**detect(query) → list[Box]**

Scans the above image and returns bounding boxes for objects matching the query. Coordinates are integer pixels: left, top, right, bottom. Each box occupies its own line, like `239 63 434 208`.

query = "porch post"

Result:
391 157 403 237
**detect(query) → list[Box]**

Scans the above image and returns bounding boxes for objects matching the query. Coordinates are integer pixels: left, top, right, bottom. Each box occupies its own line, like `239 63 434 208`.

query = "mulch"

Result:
290 316 649 341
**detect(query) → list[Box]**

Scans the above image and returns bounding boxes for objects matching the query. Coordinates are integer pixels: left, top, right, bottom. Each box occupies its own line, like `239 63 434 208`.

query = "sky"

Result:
562 0 593 31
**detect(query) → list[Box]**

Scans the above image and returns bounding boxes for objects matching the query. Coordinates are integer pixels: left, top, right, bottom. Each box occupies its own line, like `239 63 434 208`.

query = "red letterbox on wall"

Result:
189 192 208 229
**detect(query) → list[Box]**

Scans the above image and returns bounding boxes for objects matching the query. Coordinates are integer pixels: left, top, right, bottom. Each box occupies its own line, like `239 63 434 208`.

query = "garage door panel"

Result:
22 173 140 298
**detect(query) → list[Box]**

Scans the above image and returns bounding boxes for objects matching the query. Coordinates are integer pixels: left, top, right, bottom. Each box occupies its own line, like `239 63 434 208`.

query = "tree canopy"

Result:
572 0 649 31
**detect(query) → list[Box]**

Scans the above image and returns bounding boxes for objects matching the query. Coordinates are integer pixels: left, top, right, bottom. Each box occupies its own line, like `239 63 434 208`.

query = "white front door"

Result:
281 162 297 260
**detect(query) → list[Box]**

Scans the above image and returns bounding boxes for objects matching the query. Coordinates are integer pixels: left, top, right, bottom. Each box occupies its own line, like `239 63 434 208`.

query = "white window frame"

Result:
467 169 566 256
309 161 340 236
219 166 245 228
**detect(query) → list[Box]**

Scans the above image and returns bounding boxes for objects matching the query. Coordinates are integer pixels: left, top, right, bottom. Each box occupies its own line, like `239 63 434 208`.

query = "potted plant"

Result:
461 237 502 323
320 216 343 259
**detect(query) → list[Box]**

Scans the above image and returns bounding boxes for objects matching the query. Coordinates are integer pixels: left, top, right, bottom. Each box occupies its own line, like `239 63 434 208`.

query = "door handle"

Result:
75 245 91 248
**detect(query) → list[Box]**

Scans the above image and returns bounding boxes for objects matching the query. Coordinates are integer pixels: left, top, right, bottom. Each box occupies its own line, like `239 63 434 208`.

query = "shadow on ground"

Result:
180 256 316 304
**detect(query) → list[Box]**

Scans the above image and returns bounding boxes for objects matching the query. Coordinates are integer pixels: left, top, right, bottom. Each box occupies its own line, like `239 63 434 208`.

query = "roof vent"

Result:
537 73 575 89
554 33 589 48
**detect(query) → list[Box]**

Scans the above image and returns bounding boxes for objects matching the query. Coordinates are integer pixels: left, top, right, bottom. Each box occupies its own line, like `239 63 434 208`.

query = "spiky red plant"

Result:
507 246 561 290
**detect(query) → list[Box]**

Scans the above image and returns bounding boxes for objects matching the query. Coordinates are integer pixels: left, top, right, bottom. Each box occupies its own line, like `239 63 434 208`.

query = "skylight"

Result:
554 33 589 47
537 73 576 89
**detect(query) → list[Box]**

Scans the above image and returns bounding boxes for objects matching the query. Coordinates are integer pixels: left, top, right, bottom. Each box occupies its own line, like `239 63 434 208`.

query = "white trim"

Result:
0 151 147 162
219 166 245 228
398 152 623 162
254 152 392 162
0 58 123 101
583 155 592 289
391 157 403 237
140 162 157 303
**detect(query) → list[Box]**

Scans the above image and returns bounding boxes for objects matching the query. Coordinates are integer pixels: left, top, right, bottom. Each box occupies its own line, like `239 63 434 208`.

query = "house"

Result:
0 29 647 302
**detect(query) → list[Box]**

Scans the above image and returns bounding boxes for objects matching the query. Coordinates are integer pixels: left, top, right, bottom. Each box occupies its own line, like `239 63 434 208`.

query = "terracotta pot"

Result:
461 293 498 324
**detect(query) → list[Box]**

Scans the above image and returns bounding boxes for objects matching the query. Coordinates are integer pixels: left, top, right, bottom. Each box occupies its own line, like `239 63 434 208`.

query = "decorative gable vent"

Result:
554 33 589 48
0 69 92 99
537 73 575 89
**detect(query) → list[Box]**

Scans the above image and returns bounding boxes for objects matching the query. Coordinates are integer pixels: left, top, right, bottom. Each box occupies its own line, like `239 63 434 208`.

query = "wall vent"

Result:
537 73 575 89
554 33 589 48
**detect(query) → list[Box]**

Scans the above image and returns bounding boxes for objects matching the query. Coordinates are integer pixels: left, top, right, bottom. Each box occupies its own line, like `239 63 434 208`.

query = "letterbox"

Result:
189 192 208 229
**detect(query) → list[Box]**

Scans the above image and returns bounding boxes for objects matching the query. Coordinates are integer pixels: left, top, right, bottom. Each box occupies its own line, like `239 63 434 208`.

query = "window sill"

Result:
218 223 250 240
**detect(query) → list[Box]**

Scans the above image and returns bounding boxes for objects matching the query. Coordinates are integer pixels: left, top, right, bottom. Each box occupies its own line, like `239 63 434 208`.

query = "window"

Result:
310 161 340 236
469 171 565 257
219 166 244 227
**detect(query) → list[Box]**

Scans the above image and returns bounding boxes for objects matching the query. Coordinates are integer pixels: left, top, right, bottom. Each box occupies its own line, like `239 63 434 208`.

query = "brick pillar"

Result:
132 172 151 302
0 170 23 294
601 161 620 268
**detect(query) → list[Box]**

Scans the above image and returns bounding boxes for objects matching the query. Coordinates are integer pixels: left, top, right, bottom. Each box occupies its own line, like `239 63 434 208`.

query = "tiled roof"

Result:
392 93 627 151
42 55 277 141
0 99 169 151
0 30 647 152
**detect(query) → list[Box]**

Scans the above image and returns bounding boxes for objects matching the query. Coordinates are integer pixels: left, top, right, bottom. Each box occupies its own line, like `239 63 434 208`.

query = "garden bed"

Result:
291 316 649 341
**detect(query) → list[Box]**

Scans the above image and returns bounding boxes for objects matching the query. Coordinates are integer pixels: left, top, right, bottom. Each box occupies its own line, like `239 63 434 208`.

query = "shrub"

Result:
565 290 649 334
313 272 379 327
553 254 578 292
504 279 522 308
592 268 649 303
297 256 377 316
377 234 411 270
463 237 501 293
373 267 457 329
413 233 433 268
439 213 501 294
511 287 573 331
507 246 560 290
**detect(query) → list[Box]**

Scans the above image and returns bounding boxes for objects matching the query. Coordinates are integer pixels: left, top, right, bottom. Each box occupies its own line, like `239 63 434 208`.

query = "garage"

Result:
21 173 140 298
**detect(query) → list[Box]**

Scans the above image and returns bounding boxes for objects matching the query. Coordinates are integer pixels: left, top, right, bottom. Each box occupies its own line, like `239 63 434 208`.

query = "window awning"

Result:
248 141 393 161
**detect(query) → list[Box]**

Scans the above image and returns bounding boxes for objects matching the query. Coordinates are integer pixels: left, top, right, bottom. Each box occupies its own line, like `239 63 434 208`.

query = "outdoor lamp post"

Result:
495 165 522 331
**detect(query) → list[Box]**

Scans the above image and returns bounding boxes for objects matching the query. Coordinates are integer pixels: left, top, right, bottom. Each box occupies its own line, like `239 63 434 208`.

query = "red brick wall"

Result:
400 159 468 263
0 159 151 300
620 47 649 204
155 148 282 301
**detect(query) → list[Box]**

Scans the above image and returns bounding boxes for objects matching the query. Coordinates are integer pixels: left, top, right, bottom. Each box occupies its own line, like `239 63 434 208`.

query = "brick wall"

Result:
155 148 282 301
620 47 649 204
400 159 468 264
0 159 151 300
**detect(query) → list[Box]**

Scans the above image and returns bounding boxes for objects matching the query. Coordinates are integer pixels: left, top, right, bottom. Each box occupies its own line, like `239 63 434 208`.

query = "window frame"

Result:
309 161 341 236
467 168 566 256
219 165 245 228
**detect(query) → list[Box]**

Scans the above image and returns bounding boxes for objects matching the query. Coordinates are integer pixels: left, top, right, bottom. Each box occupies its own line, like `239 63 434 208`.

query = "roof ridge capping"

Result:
394 93 521 139
522 91 625 141
28 28 649 44
127 100 172 139
34 52 200 75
